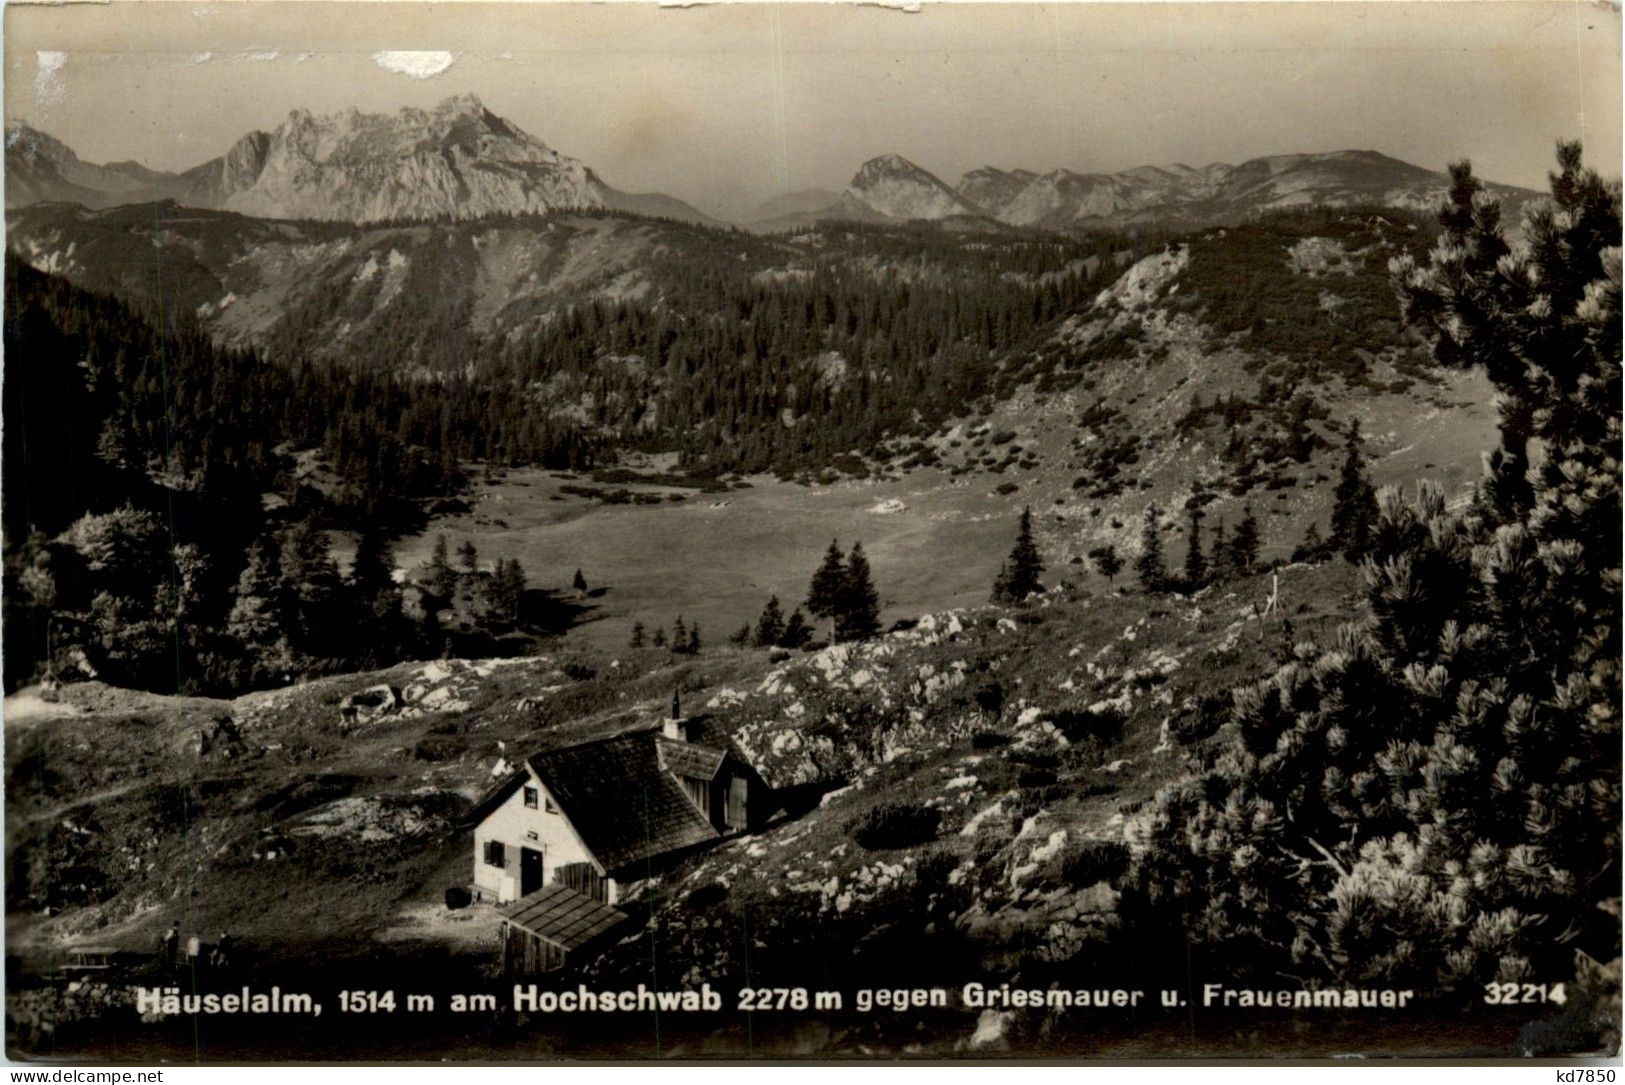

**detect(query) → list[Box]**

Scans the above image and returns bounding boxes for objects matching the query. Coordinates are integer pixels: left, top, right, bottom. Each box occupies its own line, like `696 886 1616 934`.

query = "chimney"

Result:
663 690 686 741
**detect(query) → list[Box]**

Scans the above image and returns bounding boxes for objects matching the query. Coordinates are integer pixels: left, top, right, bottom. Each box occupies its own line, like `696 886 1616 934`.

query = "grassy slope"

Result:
5 651 748 958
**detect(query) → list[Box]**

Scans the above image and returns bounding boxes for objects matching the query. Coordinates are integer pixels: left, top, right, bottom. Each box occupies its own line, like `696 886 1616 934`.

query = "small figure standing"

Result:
159 924 179 969
210 931 232 971
185 934 201 968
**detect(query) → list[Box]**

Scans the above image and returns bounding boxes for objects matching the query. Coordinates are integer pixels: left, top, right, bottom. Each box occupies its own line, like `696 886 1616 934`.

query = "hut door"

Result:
520 847 544 896
726 777 748 831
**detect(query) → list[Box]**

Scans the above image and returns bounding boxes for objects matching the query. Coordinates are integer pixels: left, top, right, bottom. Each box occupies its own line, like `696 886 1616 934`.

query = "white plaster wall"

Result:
471 769 598 903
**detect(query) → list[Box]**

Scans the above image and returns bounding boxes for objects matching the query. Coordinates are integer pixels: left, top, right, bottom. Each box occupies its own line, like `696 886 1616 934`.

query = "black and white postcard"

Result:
3 0 1620 1063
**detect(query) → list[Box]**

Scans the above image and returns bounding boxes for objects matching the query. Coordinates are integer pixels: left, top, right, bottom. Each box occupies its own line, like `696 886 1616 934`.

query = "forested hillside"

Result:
7 204 1145 473
2 260 586 694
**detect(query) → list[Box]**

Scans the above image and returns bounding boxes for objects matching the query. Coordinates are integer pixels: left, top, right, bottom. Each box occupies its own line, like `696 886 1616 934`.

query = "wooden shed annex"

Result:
498 883 629 976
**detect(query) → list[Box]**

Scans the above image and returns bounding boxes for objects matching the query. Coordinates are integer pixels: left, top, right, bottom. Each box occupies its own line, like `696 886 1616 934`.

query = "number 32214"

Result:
1484 982 1567 1005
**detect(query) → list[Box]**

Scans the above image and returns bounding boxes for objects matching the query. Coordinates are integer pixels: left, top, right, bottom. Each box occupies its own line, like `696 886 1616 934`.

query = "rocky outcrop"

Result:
722 613 980 790
338 684 401 727
186 716 244 759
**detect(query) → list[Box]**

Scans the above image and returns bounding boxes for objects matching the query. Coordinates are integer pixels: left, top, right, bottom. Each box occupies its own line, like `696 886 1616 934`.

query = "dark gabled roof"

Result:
527 729 719 872
656 735 727 781
500 884 627 950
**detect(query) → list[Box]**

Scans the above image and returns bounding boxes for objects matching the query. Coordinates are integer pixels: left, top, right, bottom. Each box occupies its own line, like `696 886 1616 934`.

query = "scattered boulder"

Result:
420 687 470 712
187 716 243 759
339 684 401 727
965 1009 1014 1052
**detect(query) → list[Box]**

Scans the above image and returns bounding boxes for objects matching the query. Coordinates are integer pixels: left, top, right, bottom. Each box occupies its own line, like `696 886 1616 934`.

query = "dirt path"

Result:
3 686 84 727
11 776 156 828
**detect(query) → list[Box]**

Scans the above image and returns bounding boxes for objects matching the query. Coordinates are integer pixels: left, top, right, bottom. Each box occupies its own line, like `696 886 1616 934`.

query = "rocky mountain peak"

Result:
848 154 980 221
182 97 596 221
851 153 936 185
6 123 72 165
432 91 487 118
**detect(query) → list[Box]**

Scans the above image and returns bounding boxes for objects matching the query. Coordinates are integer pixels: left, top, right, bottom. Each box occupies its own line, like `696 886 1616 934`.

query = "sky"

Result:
5 1 1620 222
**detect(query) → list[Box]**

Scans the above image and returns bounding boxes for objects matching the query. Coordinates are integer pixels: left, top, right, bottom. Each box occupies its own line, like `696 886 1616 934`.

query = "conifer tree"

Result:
350 530 397 607
1329 420 1379 562
755 595 786 647
419 605 445 659
426 534 457 599
1229 504 1260 575
1088 544 1123 587
672 615 687 651
806 539 847 636
349 529 404 663
651 627 667 649
95 412 134 471
992 507 1045 604
480 557 526 626
1208 518 1230 581
457 539 479 574
226 536 295 683
687 624 701 654
781 609 812 649
1135 504 1165 592
834 542 881 642
227 537 281 647
500 558 527 622
573 568 588 592
1183 503 1206 589
629 621 646 649
278 520 346 666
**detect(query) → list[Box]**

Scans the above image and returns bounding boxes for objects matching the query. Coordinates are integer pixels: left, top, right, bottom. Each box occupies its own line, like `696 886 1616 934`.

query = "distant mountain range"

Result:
6 93 1539 232
4 94 718 226
754 149 1540 231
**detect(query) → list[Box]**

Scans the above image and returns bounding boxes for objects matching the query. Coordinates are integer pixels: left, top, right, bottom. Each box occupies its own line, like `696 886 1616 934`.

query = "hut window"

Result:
484 840 506 868
545 795 558 814
680 776 710 817
523 786 539 809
